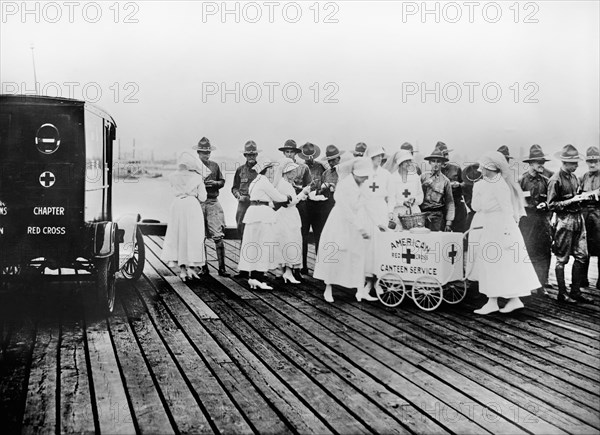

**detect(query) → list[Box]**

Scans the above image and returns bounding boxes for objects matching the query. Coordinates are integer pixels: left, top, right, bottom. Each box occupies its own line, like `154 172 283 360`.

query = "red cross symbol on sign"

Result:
39 171 56 188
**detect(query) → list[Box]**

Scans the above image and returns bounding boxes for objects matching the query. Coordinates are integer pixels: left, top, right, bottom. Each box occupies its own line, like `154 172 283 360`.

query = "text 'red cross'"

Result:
402 248 416 264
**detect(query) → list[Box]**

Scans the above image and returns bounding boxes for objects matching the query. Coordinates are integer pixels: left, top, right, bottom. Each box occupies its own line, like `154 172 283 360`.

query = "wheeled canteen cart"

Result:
373 228 474 311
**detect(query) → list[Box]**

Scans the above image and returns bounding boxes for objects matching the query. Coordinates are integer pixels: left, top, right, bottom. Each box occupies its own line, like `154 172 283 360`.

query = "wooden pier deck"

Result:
1 236 599 434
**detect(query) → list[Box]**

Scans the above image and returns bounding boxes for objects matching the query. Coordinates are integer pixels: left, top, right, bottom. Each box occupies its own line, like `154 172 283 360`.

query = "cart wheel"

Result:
375 272 406 307
95 256 116 314
443 280 467 304
412 275 443 311
121 227 145 281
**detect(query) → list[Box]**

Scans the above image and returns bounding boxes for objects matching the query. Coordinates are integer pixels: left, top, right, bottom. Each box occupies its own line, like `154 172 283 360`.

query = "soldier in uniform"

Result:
279 140 312 279
580 146 600 289
420 146 455 232
297 142 328 275
437 141 468 232
231 140 260 278
518 144 553 296
194 137 230 277
547 144 592 304
320 145 345 226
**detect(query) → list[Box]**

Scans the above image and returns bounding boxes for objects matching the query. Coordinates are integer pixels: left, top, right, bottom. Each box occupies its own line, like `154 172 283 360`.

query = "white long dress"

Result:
273 179 305 268
238 175 289 272
387 170 424 218
470 176 539 298
362 166 391 277
313 175 368 289
161 171 207 267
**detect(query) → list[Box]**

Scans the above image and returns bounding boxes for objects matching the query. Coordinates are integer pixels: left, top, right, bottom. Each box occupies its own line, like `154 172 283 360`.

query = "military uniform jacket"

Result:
305 160 327 193
420 171 455 222
231 162 258 200
203 160 225 199
519 171 550 210
580 171 600 208
441 162 464 202
291 163 312 194
547 168 582 214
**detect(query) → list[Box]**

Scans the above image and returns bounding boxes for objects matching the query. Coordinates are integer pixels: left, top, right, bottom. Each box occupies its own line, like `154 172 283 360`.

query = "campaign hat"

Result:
585 146 600 161
424 146 449 162
278 139 301 153
554 144 583 163
523 144 550 163
323 144 344 161
435 141 453 153
192 137 216 152
243 140 261 154
297 142 321 160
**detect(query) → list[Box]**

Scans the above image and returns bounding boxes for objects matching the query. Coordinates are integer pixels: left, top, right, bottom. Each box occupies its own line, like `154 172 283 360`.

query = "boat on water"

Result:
115 159 163 179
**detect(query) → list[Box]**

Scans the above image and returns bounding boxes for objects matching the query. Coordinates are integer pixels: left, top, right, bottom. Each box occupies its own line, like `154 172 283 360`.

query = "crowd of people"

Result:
160 137 600 314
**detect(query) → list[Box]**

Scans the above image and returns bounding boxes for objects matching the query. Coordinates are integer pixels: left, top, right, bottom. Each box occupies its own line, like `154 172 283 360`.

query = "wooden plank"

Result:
426 309 600 398
293 284 598 433
202 318 334 435
108 291 175 435
83 296 137 434
21 288 60 434
133 276 255 434
396 308 600 424
205 296 394 435
244 297 447 434
521 299 600 335
435 309 599 382
59 291 95 434
269 287 575 435
163 276 218 320
0 295 36 433
457 300 600 371
255 289 539 435
147 236 257 300
142 259 291 434
119 284 214 434
462 297 600 351
207 292 429 434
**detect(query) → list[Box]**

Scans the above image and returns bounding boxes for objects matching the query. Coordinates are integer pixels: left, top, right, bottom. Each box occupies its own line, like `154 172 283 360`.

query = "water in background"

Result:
112 172 238 227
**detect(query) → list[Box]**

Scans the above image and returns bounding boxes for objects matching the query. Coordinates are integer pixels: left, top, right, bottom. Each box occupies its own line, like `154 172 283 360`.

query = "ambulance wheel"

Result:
443 280 467 304
95 256 116 314
412 276 443 311
121 227 145 281
375 273 406 307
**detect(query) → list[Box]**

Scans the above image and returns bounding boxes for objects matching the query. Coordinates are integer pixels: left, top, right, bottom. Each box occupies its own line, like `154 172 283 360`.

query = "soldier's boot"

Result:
531 261 548 296
542 256 554 289
216 240 230 277
301 240 309 275
556 267 575 304
580 258 590 288
571 261 592 304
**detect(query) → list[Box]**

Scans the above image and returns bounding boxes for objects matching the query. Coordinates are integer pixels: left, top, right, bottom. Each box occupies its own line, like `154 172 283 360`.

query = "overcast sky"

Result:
1 1 598 164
